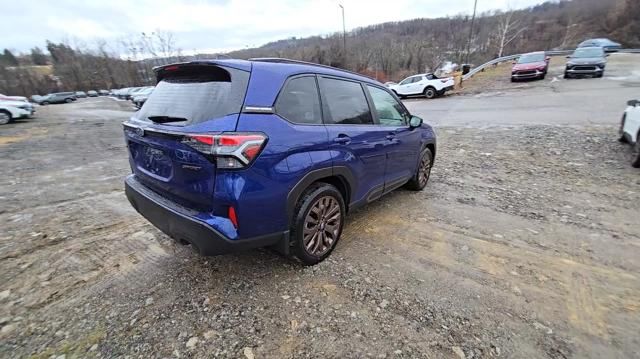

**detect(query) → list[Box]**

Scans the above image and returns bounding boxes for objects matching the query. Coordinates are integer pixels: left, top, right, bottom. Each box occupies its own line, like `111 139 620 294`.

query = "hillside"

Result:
227 0 639 81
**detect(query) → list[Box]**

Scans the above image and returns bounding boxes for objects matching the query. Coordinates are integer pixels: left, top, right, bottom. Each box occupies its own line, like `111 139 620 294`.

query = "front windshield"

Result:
572 48 604 58
517 53 545 63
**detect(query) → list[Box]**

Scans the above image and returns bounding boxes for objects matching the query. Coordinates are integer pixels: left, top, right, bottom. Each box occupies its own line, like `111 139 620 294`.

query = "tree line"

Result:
0 0 638 96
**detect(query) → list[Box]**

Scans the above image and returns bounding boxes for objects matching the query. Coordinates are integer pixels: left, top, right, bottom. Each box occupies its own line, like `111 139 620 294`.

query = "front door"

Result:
365 84 420 192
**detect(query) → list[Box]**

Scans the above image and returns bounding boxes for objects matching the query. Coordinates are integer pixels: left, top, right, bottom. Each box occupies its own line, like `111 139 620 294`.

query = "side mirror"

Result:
409 116 423 128
606 54 610 57
511 60 517 65
545 56 551 62
566 55 571 59
628 99 640 107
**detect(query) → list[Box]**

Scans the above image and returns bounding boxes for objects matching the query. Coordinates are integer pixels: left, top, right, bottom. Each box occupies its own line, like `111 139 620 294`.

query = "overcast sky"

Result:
2 0 547 55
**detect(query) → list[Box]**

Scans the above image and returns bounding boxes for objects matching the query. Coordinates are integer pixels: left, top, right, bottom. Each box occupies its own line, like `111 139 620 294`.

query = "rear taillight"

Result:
181 133 267 169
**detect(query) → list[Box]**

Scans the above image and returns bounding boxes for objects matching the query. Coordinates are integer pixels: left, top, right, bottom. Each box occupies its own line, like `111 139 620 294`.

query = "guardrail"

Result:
462 49 640 81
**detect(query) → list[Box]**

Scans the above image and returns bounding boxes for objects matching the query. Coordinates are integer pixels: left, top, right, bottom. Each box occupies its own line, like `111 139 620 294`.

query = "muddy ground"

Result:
1 59 640 358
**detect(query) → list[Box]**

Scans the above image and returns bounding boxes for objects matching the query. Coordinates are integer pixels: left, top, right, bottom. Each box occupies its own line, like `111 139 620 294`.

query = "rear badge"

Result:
135 127 145 137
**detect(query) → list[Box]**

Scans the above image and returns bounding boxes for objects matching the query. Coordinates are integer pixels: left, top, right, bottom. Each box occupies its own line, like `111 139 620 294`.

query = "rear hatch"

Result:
124 63 250 211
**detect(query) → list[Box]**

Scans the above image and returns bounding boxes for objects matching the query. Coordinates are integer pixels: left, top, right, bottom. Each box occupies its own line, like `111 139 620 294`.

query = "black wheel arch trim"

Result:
286 166 356 221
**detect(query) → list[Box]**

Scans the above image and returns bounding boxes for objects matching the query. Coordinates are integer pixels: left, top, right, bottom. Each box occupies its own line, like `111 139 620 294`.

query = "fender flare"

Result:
286 166 356 221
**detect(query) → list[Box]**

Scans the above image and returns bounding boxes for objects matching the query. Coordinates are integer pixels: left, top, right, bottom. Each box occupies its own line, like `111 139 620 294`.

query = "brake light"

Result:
164 65 179 71
182 133 267 169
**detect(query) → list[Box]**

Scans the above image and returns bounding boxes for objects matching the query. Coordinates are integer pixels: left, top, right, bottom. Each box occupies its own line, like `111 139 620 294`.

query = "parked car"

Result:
578 38 622 53
123 59 436 265
75 91 87 98
87 90 98 97
564 47 607 78
618 99 640 167
115 88 131 99
0 94 29 102
124 87 147 100
0 100 35 125
131 87 154 109
388 73 454 99
30 95 45 103
39 92 77 105
98 90 110 96
511 51 549 81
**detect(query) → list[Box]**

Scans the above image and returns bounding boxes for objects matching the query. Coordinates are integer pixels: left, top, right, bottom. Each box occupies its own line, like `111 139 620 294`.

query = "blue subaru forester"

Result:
123 58 436 265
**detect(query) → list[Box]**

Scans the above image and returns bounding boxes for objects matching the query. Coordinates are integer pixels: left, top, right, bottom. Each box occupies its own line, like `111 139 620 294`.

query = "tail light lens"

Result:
182 133 267 169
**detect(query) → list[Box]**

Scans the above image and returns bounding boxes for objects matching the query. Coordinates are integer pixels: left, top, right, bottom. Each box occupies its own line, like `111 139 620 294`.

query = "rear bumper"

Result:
125 175 286 256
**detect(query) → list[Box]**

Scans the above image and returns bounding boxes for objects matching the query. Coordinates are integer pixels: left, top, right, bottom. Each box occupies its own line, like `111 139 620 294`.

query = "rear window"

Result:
136 65 249 126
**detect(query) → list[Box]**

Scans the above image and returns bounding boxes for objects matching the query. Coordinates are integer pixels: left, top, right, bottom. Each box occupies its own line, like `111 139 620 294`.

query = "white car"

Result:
388 73 454 99
619 98 640 167
0 100 35 125
0 93 29 103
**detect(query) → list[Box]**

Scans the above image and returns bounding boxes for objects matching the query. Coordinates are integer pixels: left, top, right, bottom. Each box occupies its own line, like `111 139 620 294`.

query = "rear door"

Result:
319 76 389 203
365 84 419 190
124 63 250 211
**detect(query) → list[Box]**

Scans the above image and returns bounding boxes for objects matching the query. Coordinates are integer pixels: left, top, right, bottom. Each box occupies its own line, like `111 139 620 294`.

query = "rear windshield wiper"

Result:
147 116 188 124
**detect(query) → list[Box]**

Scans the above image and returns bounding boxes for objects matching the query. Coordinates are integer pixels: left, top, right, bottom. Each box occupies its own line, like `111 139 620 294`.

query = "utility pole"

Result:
465 0 478 64
339 4 346 61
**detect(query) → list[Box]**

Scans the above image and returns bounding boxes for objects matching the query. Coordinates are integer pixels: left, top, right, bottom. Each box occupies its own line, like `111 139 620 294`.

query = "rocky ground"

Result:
1 96 638 358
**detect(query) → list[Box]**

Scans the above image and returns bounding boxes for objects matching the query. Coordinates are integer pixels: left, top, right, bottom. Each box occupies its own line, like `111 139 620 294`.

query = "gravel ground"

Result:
0 91 639 358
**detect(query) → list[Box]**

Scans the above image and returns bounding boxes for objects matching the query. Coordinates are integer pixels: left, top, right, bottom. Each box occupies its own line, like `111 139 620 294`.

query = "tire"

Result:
618 114 628 143
405 147 433 191
290 183 345 266
424 86 437 99
41 101 49 105
511 77 516 82
564 72 570 79
540 73 546 80
632 137 640 168
0 110 11 125
65 98 73 103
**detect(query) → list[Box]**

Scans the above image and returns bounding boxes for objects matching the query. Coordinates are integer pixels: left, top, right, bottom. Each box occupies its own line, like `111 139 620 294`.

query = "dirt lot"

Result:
1 56 639 359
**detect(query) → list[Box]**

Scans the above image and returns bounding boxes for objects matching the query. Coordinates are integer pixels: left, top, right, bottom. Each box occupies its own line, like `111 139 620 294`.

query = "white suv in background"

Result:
0 100 35 125
388 73 454 99
619 98 640 167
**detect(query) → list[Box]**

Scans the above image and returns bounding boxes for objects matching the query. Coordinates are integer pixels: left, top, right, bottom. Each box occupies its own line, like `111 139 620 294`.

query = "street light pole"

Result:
339 4 346 60
465 0 478 64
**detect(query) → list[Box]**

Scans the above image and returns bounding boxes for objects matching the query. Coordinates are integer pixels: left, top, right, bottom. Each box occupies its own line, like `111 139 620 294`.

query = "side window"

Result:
319 77 373 125
366 85 408 126
425 74 434 80
399 77 412 85
275 76 322 124
413 76 424 83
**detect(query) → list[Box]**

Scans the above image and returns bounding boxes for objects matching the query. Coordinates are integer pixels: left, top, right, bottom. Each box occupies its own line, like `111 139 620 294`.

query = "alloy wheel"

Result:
302 196 342 256
0 112 10 125
418 153 432 187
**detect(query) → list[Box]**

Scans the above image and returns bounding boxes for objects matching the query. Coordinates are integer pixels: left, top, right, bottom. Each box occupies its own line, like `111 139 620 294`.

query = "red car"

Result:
511 51 550 81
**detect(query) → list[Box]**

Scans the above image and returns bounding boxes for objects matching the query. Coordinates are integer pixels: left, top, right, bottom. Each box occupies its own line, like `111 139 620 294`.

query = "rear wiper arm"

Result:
147 116 188 123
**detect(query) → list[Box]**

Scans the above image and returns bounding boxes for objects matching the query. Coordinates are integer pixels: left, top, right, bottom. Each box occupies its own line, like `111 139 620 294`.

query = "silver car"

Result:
564 47 607 79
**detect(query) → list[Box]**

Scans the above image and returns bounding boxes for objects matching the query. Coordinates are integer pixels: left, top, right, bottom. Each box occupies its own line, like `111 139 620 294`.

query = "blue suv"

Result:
123 58 436 265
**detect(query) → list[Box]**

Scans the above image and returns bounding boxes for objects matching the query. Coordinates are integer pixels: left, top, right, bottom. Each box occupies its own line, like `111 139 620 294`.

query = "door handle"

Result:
334 135 351 144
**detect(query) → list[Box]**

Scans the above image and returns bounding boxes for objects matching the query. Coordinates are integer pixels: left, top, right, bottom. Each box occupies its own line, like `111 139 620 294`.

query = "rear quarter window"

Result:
276 76 322 125
318 77 373 125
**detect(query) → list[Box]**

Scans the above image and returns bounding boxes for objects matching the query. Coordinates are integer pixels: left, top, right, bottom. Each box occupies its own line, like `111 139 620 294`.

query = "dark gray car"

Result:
564 47 607 79
40 92 77 105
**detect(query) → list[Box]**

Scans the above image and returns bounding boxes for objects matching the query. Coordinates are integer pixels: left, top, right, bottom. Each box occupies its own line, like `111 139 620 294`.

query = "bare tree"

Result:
494 10 527 57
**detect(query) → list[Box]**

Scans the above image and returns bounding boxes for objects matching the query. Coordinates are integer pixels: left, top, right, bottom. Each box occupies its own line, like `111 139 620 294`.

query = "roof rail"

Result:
249 57 376 81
